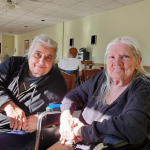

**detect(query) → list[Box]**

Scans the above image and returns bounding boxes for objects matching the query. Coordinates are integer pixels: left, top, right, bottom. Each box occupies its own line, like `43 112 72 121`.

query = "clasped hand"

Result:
59 110 84 146
2 101 38 132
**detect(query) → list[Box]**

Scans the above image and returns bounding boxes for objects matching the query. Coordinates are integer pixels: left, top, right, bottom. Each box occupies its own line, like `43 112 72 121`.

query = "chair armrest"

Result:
103 135 128 148
46 104 61 111
35 104 62 150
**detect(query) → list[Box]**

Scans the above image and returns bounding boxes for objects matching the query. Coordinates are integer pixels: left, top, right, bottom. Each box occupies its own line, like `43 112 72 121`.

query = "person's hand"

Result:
23 114 38 133
59 110 76 146
73 120 84 144
1 101 27 130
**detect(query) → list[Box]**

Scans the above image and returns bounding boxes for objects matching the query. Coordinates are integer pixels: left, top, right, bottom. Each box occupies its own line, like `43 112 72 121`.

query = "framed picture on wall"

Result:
24 40 29 53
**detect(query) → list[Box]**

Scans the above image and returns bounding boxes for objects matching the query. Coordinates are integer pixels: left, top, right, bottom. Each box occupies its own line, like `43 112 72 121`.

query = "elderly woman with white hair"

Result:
0 34 67 150
48 36 150 150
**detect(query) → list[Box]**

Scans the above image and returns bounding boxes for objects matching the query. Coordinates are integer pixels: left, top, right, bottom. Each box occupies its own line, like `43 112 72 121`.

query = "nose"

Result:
114 56 122 66
38 57 45 65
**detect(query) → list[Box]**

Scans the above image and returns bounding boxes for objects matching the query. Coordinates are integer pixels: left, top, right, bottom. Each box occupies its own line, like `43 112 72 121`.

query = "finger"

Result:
22 117 27 130
60 135 63 141
9 118 14 128
17 118 22 130
60 137 66 146
13 120 18 130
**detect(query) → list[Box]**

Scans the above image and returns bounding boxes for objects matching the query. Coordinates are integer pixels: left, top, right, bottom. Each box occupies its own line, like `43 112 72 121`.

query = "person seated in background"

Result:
48 36 150 150
58 47 82 87
0 34 67 150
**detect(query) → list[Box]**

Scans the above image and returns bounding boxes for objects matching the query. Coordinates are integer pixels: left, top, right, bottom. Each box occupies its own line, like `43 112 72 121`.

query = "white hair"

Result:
27 34 58 59
98 36 150 105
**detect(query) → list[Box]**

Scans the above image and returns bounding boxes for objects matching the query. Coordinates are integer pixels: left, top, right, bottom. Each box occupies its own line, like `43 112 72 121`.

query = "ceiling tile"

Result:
75 11 91 17
15 16 36 21
32 8 54 15
70 2 95 11
7 8 29 15
0 15 16 21
58 8 82 15
8 21 25 26
100 2 123 10
83 0 113 6
25 12 44 18
41 2 65 10
114 0 142 5
51 0 79 7
39 15 59 20
18 1 46 8
2 12 22 18
86 7 105 14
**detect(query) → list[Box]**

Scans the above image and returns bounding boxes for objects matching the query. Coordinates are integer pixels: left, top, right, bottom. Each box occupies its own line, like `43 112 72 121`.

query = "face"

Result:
106 42 141 82
28 42 55 77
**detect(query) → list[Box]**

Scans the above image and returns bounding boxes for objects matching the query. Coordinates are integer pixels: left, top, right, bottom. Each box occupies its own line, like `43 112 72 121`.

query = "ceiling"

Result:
0 0 143 35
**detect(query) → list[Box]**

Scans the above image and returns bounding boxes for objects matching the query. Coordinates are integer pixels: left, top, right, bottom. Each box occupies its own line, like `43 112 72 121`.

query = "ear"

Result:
135 57 142 70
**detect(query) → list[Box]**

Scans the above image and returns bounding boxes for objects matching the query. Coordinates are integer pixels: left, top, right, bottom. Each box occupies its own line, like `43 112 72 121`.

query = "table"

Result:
80 69 102 83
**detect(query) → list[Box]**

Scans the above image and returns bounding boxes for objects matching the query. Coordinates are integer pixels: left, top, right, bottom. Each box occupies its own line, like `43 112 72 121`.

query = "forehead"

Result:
32 42 55 55
108 43 133 54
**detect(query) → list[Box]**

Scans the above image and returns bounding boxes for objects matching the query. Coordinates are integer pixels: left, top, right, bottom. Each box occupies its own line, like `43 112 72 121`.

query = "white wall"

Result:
2 35 14 57
14 0 150 66
63 0 150 66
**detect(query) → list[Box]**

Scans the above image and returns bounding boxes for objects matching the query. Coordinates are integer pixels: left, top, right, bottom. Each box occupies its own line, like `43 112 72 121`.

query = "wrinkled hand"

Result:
2 101 27 130
23 114 38 133
59 110 85 146
73 120 84 144
59 110 76 146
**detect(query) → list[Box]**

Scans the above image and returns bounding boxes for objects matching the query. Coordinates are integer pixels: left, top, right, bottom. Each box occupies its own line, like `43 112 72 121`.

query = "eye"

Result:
122 55 129 59
46 55 52 61
108 56 115 59
34 53 41 58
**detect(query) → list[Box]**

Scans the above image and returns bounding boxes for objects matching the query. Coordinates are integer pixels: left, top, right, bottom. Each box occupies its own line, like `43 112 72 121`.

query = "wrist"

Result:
1 101 13 111
74 126 82 138
61 110 72 120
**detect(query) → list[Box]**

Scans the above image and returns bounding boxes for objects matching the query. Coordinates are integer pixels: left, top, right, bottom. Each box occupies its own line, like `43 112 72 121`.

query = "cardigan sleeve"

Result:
0 57 16 108
81 91 150 144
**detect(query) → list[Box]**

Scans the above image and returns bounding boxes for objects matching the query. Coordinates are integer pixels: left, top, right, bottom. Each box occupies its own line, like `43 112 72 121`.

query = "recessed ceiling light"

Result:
24 26 28 27
41 20 45 21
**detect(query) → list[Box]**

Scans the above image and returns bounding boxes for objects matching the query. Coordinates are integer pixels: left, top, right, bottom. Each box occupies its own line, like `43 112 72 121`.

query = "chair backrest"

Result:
84 69 101 81
61 71 76 92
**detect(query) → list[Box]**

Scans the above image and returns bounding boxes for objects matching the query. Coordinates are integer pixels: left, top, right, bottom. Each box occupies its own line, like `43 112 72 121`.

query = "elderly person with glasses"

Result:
0 34 67 150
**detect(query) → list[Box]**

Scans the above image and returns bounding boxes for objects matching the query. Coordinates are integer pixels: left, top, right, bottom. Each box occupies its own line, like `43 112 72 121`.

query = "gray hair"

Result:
27 34 58 59
98 36 149 105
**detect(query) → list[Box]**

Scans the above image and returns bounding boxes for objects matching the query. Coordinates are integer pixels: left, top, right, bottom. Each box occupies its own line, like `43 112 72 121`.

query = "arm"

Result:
78 70 82 77
0 57 27 130
59 74 100 145
81 92 150 144
0 57 24 107
78 60 82 77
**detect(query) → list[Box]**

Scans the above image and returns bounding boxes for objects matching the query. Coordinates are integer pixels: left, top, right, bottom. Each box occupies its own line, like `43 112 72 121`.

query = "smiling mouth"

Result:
114 68 124 70
36 65 45 69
